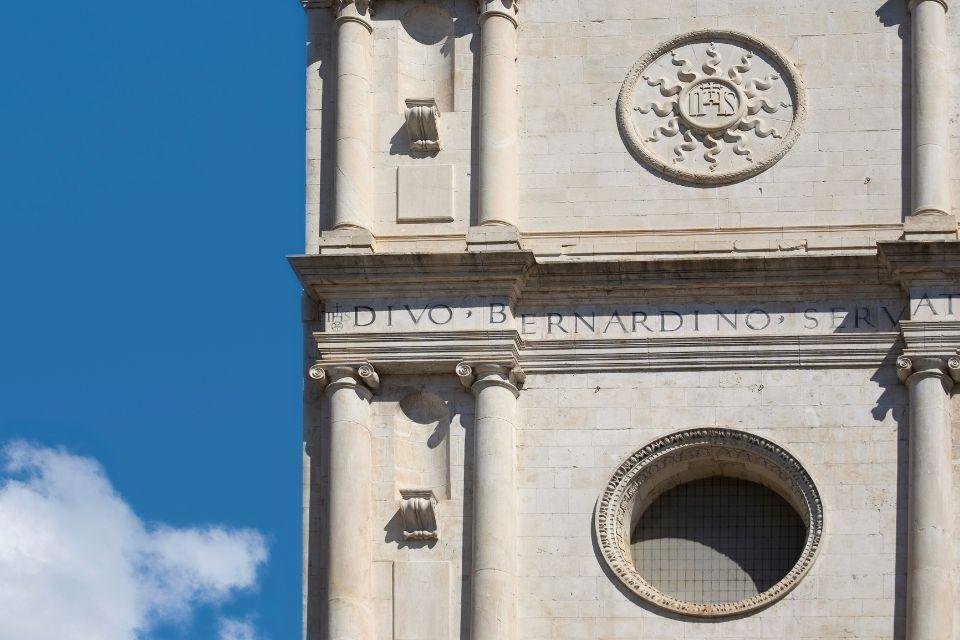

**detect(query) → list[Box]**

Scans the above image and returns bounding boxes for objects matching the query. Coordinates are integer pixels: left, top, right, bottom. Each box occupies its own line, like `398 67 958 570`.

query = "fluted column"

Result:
896 355 958 640
470 0 521 248
310 362 379 640
905 0 955 239
457 362 523 640
333 1 373 233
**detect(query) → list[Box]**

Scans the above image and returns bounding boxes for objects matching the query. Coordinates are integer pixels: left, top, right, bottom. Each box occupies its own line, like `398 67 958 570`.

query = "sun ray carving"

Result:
634 42 790 168
701 43 722 76
727 53 753 85
671 52 698 82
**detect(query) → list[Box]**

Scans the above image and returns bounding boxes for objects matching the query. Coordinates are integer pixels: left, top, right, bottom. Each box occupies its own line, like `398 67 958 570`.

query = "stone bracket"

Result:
404 98 441 153
399 489 439 541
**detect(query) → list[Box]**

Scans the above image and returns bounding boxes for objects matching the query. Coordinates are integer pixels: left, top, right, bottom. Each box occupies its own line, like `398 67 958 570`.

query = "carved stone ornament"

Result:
594 428 823 617
399 489 439 541
404 98 442 152
617 30 807 184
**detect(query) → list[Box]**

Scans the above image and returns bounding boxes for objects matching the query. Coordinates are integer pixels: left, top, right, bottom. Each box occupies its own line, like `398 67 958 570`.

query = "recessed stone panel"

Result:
397 164 455 223
393 561 450 640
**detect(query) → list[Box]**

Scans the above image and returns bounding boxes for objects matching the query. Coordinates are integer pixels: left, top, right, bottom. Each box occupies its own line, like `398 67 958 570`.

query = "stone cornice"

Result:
301 0 370 10
878 240 960 285
313 330 901 373
523 253 886 304
899 320 960 359
315 330 523 374
290 251 891 304
289 251 537 301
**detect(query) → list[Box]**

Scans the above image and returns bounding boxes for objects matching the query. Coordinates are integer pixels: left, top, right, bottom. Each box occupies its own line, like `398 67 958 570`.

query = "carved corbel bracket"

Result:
399 489 439 541
404 98 441 153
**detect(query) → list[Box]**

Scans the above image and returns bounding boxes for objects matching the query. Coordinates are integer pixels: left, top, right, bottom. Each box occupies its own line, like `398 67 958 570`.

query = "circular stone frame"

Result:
616 29 808 185
594 428 823 618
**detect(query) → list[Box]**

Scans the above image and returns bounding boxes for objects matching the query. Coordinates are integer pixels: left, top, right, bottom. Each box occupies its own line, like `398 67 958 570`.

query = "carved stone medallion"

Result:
594 428 823 617
618 30 807 184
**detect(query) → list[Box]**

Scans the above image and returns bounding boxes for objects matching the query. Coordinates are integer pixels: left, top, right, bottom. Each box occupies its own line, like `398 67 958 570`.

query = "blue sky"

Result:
0 1 307 638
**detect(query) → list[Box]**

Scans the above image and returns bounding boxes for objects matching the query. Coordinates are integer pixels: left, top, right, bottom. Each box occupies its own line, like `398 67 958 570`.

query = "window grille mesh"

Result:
631 476 806 604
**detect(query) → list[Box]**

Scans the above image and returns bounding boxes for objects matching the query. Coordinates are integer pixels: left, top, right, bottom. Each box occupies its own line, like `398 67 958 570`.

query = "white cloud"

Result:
218 617 261 640
0 441 268 640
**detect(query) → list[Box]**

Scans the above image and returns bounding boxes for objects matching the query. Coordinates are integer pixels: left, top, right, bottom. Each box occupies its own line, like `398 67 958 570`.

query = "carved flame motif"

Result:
638 46 790 169
618 31 806 185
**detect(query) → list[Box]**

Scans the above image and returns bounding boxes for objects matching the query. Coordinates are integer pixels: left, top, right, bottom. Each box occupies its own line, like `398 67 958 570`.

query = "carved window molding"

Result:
617 30 808 185
594 428 823 617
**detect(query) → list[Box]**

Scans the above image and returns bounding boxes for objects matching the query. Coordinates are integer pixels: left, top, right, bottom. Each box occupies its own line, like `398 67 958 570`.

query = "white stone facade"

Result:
293 1 960 639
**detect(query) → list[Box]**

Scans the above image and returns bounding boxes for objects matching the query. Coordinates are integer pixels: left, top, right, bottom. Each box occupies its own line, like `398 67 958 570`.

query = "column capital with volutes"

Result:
456 361 524 397
896 355 960 387
309 361 380 395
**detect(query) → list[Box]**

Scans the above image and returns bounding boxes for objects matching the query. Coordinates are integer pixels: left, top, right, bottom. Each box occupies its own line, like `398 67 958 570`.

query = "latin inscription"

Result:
323 293 959 339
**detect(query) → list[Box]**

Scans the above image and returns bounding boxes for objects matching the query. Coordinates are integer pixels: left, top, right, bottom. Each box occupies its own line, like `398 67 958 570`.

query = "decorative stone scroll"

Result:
594 428 823 617
399 489 439 541
404 98 442 152
617 30 807 184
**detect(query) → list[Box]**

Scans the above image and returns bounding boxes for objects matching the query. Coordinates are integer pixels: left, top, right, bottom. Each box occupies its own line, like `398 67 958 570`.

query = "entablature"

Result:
312 329 902 374
289 251 896 304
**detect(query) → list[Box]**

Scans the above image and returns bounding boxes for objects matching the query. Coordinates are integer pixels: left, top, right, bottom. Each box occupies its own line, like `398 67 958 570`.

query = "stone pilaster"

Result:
469 0 522 251
904 0 956 239
310 361 379 640
325 0 376 252
896 350 958 640
457 361 524 640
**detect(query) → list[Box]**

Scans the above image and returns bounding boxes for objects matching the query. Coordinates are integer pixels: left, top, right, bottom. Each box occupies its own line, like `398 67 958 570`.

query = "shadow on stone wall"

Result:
875 0 911 224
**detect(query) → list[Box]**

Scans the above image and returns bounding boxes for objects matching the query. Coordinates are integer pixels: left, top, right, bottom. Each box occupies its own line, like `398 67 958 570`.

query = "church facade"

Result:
290 1 960 638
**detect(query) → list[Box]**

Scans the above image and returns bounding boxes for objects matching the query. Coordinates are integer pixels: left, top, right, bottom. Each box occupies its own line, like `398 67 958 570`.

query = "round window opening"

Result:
595 429 823 617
